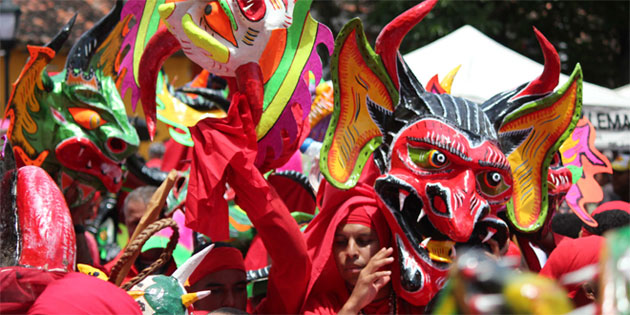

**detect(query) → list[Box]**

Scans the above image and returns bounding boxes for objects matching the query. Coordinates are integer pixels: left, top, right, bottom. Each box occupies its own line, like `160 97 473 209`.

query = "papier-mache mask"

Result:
4 1 139 195
480 30 583 234
320 0 513 305
120 0 333 172
128 244 214 315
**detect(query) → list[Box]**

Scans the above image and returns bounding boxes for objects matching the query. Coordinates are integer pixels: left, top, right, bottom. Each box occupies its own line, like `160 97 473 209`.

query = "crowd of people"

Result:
1 0 629 314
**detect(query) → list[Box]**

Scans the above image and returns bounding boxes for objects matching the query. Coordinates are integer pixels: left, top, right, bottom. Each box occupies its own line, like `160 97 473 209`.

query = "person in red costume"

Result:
187 245 248 312
301 180 425 314
185 88 311 314
27 272 141 314
540 235 604 308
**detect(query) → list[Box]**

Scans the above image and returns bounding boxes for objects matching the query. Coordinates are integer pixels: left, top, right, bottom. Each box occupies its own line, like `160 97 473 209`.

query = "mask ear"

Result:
502 64 582 233
4 13 75 166
319 19 397 189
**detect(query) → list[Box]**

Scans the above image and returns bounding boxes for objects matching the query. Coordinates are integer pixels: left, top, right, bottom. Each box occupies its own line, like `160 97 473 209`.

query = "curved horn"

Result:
175 86 231 112
139 28 182 139
513 27 560 99
65 0 123 71
172 244 215 285
46 14 77 53
125 154 168 186
375 0 438 89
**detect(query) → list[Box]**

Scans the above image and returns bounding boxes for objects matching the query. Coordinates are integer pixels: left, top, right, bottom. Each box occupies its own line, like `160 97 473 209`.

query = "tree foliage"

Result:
311 0 629 89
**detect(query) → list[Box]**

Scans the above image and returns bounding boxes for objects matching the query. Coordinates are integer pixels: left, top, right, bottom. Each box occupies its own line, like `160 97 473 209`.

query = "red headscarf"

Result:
27 272 141 314
188 247 245 285
301 179 390 314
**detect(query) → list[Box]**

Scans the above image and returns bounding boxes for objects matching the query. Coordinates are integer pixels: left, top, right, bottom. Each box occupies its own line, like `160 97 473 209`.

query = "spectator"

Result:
146 142 165 169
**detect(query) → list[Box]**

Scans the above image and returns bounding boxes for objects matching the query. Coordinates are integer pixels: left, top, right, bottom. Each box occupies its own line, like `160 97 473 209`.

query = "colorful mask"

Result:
155 71 227 147
480 29 583 235
121 0 333 172
320 0 513 305
128 244 214 315
0 144 75 272
4 2 139 195
433 250 573 314
560 118 612 227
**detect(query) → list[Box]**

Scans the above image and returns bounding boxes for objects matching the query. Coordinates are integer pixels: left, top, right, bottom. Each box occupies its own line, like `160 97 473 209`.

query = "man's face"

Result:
188 269 248 311
333 223 381 286
124 199 146 238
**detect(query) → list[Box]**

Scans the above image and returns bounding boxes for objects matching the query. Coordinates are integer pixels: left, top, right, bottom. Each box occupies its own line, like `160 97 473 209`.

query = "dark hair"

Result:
583 210 630 235
551 212 583 238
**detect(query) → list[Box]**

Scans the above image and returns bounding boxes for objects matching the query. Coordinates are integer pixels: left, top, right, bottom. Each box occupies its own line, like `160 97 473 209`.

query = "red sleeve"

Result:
228 167 311 314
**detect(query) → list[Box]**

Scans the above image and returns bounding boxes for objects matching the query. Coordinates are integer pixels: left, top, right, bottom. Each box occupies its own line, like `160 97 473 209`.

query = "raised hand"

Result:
339 247 394 315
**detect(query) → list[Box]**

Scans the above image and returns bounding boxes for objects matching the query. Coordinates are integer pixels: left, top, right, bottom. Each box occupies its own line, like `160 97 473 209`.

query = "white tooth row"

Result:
551 174 570 186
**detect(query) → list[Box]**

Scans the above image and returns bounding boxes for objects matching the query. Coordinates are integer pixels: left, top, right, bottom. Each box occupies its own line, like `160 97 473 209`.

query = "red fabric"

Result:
0 267 65 314
244 235 268 271
228 157 311 315
267 173 317 214
301 181 391 314
186 93 255 241
161 138 193 172
504 241 522 260
540 235 604 307
27 272 141 314
188 247 245 285
185 88 310 313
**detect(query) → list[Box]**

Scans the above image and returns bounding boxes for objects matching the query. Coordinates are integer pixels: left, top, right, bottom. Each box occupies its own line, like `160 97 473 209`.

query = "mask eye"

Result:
408 147 450 170
203 1 237 46
476 171 510 197
68 107 107 130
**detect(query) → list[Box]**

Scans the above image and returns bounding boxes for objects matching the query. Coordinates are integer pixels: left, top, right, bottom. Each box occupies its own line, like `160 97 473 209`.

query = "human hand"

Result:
340 247 394 315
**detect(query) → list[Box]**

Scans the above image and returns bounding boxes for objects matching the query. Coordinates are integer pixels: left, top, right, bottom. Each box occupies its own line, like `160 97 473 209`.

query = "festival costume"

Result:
302 179 424 314
188 247 245 285
540 235 604 307
27 272 141 314
316 0 586 305
4 1 139 206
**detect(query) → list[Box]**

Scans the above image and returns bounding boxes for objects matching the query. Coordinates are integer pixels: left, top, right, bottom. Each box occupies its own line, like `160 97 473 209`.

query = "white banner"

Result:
583 106 630 150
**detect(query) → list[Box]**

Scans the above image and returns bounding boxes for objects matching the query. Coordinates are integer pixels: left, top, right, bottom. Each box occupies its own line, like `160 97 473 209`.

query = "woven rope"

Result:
108 218 179 290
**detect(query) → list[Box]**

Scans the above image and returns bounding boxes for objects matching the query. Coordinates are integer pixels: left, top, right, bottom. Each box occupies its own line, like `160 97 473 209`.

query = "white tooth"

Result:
450 245 456 259
420 237 431 248
417 209 425 223
86 160 92 169
399 192 405 212
482 230 496 243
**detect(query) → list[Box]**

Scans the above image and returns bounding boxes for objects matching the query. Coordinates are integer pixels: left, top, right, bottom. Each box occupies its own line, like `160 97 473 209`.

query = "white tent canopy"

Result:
403 25 630 150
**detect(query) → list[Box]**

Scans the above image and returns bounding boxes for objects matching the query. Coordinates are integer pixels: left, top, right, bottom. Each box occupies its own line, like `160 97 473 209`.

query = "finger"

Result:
374 275 391 290
365 256 394 271
363 270 392 283
373 247 394 259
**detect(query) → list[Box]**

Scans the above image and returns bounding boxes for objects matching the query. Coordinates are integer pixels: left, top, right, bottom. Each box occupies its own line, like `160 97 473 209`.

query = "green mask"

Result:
5 2 139 195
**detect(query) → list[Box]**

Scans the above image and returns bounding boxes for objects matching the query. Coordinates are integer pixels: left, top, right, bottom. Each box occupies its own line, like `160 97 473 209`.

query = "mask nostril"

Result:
107 137 127 154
